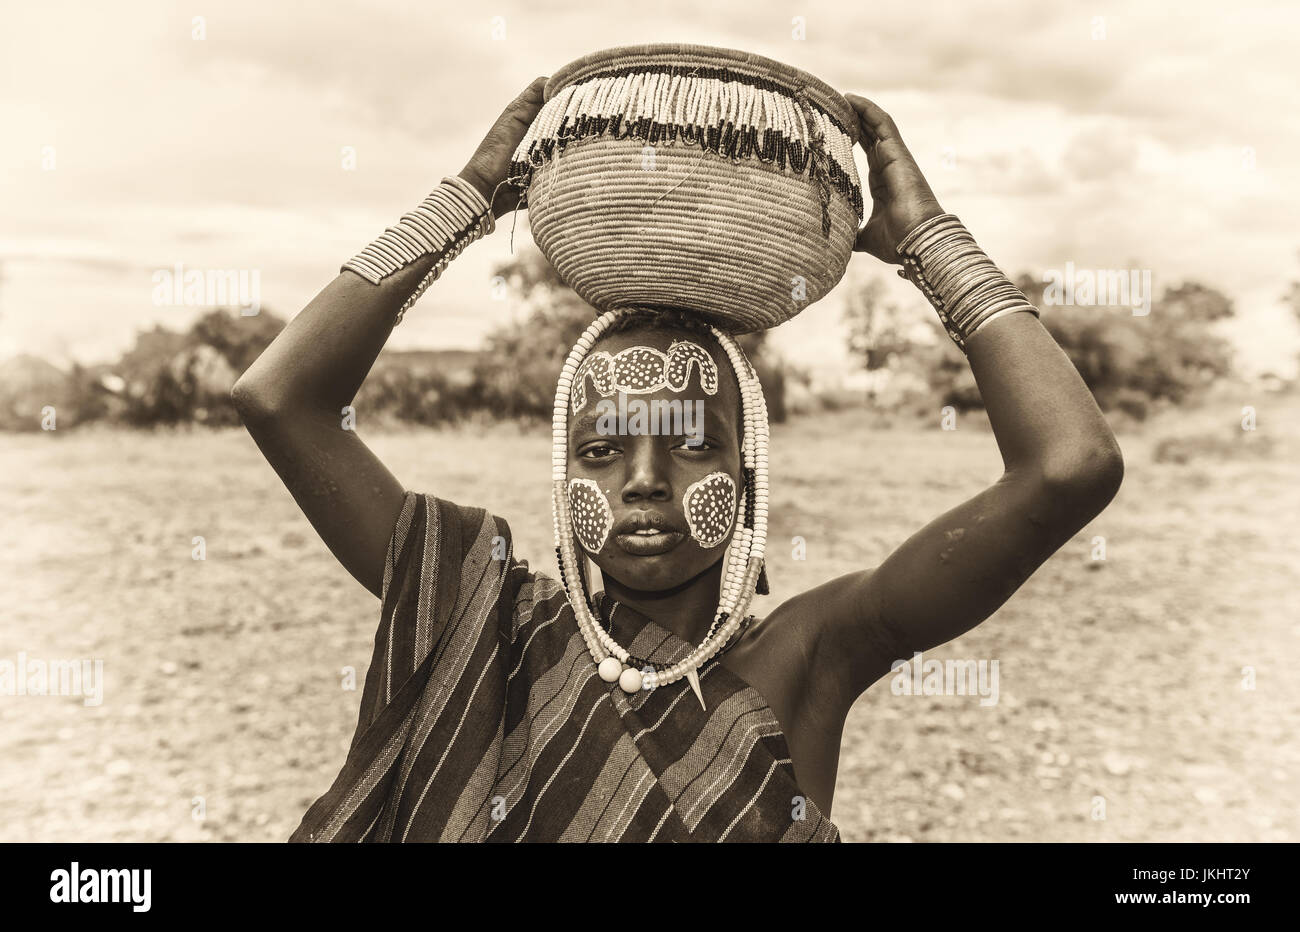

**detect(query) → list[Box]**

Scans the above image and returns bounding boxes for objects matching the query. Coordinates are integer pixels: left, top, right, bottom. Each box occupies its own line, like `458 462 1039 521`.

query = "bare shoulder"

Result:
742 567 893 726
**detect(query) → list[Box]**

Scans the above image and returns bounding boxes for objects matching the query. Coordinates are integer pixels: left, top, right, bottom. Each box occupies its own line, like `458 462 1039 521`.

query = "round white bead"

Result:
598 656 623 682
618 667 643 693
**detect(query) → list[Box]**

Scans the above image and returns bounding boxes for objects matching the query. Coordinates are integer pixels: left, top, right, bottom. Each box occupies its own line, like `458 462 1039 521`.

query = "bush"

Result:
116 309 285 426
477 247 789 422
843 273 1239 416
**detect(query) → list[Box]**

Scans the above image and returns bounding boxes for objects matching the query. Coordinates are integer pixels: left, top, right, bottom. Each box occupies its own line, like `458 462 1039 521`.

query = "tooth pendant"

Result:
684 668 707 711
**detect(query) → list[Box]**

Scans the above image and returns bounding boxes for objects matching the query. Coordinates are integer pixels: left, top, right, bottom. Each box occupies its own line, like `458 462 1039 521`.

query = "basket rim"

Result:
543 43 859 144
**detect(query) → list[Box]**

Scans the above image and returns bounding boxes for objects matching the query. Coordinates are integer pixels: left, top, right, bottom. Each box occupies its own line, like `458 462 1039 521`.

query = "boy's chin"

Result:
594 551 719 595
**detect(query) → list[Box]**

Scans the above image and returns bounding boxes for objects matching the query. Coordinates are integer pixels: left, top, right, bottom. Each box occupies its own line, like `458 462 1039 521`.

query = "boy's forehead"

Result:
571 325 742 427
587 327 735 387
594 325 715 356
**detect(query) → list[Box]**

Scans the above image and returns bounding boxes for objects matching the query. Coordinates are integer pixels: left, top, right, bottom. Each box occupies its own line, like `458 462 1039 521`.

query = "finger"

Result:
505 77 547 114
846 94 920 172
861 125 883 176
499 77 548 129
853 218 892 263
522 75 548 100
843 94 876 148
853 219 873 252
844 94 900 146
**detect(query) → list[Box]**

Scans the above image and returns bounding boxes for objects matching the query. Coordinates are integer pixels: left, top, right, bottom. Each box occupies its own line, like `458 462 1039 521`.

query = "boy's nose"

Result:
621 441 672 503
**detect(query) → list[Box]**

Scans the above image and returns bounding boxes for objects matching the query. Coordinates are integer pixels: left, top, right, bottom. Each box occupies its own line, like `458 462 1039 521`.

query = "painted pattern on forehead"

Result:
571 339 720 414
567 478 613 554
683 472 737 549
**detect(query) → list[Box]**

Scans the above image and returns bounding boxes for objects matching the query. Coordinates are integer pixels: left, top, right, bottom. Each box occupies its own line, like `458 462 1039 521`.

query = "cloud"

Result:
1 0 1296 377
1062 127 1140 182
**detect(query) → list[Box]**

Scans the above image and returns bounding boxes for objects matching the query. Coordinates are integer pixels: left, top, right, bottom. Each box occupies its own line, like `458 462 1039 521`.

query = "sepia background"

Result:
2 0 1297 841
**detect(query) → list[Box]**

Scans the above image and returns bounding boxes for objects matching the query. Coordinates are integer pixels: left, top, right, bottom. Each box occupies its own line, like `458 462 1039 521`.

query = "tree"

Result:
474 248 594 418
1024 274 1235 416
842 274 974 411
188 307 288 377
843 276 917 371
479 246 783 419
1283 252 1300 366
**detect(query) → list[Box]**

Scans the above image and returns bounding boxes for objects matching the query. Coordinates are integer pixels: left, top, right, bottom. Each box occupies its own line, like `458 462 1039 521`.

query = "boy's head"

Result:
564 308 747 593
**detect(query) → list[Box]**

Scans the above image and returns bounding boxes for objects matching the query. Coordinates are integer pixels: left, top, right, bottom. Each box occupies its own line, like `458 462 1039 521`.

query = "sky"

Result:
2 0 1298 379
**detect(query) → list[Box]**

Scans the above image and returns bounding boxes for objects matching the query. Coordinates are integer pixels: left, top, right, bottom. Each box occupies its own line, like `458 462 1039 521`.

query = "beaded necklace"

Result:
552 308 770 712
592 595 757 678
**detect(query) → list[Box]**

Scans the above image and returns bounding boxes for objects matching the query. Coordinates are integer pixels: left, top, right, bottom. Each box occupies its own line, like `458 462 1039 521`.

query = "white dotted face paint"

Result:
571 340 719 414
683 472 737 549
568 478 613 554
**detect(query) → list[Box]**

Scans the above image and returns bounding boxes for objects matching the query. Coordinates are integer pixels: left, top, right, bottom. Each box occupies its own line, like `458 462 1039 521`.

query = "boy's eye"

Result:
581 444 619 459
676 438 714 451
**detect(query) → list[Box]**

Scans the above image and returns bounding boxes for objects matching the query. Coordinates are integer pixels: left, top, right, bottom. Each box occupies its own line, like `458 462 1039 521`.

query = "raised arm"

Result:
231 79 545 598
805 96 1124 707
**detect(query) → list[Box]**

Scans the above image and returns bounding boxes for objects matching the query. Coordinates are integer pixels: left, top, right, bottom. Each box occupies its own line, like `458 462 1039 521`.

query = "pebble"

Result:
106 759 132 777
1103 751 1133 776
1193 787 1220 806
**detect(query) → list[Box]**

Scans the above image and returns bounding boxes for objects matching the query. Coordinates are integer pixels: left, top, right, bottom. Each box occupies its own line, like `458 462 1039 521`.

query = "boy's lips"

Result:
613 509 684 535
613 529 685 556
611 511 686 555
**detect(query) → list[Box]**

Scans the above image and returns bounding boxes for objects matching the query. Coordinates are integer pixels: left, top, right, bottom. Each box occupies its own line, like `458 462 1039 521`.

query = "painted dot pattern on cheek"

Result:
683 472 737 548
568 478 613 554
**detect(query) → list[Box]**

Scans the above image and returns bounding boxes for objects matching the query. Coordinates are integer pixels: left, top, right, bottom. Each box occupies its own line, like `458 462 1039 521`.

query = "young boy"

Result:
233 79 1123 842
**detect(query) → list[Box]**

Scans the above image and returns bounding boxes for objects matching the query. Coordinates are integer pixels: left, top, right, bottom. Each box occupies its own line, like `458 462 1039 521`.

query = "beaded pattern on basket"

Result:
552 309 770 703
510 69 863 220
510 57 864 333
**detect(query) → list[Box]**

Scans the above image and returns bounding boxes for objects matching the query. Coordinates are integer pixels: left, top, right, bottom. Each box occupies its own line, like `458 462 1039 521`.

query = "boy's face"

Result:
566 325 743 593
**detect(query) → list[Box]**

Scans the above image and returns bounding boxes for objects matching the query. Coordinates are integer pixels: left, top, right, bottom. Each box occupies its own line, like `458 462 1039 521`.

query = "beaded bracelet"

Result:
896 213 1039 352
342 175 495 326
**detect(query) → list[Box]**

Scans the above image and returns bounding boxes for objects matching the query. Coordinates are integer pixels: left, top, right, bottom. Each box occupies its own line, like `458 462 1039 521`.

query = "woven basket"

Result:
510 44 863 334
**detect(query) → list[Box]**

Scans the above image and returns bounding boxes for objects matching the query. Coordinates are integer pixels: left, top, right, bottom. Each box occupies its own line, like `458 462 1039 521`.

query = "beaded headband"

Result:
552 308 770 710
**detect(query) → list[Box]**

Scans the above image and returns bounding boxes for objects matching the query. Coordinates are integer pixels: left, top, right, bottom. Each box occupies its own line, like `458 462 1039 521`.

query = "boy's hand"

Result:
845 94 946 265
459 76 548 218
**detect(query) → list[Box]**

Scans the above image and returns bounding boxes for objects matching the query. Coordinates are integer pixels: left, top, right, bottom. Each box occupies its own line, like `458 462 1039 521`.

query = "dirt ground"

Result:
3 389 1296 842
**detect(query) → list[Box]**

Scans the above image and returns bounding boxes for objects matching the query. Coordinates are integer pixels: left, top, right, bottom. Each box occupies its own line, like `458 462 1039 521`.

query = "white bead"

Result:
619 667 643 693
598 656 623 682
